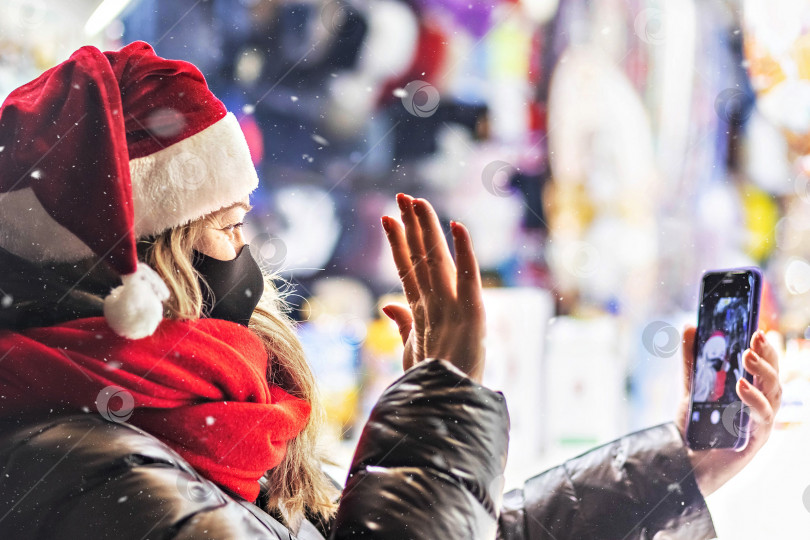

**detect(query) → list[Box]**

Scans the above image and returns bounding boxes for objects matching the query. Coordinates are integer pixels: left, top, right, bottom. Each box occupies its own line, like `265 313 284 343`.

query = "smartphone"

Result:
686 268 762 451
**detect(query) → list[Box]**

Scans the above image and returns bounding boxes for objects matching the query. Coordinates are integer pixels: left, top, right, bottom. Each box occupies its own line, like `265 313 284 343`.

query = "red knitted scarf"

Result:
0 317 310 502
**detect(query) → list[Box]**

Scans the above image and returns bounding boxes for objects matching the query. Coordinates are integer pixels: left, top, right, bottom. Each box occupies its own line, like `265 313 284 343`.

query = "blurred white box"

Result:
481 288 554 489
543 316 628 454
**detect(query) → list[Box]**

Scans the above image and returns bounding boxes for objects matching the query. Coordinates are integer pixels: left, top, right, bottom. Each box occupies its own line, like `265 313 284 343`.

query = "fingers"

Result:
737 378 775 427
742 348 781 413
382 303 413 345
682 326 696 396
388 193 481 309
412 198 456 297
397 194 433 299
750 330 779 370
451 221 482 304
381 216 421 305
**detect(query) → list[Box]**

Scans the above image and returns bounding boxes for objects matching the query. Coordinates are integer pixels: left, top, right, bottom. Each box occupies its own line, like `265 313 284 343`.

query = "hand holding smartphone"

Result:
686 268 762 451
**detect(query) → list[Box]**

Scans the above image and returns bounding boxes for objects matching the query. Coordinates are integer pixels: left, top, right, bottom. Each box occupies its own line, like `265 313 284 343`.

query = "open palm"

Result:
380 194 486 382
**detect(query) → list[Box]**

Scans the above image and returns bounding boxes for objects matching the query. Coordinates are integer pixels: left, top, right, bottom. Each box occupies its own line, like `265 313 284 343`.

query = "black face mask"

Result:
192 245 264 326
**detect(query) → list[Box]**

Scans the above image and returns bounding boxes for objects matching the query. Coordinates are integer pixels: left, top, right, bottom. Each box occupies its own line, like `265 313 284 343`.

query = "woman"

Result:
694 331 727 402
0 42 781 539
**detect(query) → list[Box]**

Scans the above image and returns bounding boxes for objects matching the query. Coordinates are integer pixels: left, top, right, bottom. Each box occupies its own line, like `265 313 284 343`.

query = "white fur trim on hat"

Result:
130 111 259 238
0 112 257 265
103 262 170 339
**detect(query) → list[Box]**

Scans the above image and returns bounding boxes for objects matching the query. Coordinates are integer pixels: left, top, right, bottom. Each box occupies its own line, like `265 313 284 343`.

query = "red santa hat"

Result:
0 41 258 339
704 331 726 359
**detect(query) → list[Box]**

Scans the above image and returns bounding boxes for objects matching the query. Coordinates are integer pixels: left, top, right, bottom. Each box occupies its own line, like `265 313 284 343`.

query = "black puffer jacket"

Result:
0 367 716 539
0 249 716 539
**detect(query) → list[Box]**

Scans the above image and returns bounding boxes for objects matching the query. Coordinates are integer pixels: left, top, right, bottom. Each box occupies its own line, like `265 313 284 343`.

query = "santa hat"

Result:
0 41 258 339
704 331 726 359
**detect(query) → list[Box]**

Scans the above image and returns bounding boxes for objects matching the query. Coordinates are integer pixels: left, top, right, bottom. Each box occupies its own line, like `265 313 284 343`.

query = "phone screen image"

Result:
693 296 748 406
687 268 760 450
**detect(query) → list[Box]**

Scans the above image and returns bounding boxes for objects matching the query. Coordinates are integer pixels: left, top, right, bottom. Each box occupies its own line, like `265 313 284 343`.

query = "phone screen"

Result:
687 269 760 450
693 295 749 406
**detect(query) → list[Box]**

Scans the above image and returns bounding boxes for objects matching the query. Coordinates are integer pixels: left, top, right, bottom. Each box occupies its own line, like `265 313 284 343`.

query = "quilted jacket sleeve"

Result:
496 423 717 540
330 358 511 539
0 357 510 540
0 414 296 539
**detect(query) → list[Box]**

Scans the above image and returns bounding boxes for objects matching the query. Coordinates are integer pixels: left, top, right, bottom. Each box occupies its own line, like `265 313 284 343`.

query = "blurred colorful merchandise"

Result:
743 0 810 336
358 298 407 423
297 277 375 438
297 320 362 439
740 181 779 262
412 0 495 39
543 316 628 448
778 337 810 428
480 288 553 489
758 278 780 335
546 44 659 315
744 0 810 156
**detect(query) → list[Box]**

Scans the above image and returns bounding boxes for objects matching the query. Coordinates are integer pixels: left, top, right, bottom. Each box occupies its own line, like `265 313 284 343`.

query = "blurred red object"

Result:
377 19 447 108
758 277 779 334
238 114 264 166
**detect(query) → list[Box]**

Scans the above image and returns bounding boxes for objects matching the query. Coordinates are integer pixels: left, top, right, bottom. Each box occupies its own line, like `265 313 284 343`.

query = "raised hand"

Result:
380 194 486 382
677 326 782 496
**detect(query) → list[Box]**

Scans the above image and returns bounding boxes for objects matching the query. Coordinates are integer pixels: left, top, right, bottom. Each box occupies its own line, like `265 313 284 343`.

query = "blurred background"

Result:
3 0 810 537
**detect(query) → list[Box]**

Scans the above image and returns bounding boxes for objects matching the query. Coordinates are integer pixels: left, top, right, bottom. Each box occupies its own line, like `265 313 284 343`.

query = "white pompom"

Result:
103 262 170 339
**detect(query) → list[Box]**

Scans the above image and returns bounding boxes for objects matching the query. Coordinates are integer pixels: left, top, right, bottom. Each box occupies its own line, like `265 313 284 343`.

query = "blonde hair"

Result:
143 217 339 524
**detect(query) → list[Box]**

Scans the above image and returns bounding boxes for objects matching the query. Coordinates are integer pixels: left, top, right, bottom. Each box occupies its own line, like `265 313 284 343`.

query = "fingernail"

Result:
412 199 424 215
381 306 393 319
747 350 758 364
397 194 408 211
381 216 390 234
739 378 750 391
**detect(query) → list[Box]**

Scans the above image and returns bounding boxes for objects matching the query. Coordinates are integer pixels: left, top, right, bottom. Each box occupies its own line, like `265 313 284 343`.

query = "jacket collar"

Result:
0 246 117 331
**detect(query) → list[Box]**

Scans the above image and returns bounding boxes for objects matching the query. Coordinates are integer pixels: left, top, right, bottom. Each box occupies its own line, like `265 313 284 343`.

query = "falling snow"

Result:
311 134 330 146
